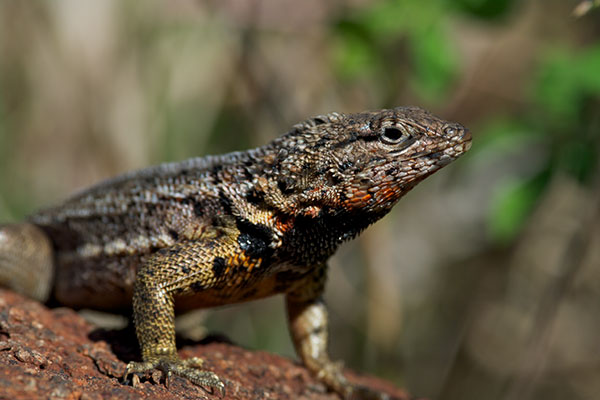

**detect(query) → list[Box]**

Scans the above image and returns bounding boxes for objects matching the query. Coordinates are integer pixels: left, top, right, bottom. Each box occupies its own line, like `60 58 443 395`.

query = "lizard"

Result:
0 106 471 399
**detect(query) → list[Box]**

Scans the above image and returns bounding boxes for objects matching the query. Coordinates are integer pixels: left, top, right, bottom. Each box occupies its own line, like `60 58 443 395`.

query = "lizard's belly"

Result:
174 262 312 312
52 247 313 313
174 273 282 312
53 253 141 312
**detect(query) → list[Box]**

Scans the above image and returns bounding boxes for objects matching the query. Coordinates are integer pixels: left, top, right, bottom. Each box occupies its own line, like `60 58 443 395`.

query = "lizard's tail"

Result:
0 223 54 302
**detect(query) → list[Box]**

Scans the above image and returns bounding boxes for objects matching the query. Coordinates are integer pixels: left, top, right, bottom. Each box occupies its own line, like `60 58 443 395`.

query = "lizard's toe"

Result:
168 358 225 395
347 385 395 400
123 357 225 395
123 360 158 381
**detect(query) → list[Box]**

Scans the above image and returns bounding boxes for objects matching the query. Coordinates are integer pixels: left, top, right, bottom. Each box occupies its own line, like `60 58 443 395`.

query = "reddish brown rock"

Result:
0 289 415 399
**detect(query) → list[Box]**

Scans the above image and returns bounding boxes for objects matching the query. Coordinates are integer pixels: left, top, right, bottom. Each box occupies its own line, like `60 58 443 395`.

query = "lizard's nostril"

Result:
443 126 456 136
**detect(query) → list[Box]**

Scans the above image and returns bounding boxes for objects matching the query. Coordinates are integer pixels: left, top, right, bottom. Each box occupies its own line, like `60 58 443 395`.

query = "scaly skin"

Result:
0 106 471 398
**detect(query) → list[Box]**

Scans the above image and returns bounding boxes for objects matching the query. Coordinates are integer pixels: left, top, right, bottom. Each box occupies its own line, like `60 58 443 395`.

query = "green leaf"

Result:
452 0 516 19
332 22 378 80
471 118 540 156
557 139 598 183
575 45 600 92
534 49 581 122
488 171 550 244
408 28 458 101
534 44 600 122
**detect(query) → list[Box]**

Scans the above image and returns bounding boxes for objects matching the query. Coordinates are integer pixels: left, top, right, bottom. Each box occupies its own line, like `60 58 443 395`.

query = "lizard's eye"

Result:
381 126 409 145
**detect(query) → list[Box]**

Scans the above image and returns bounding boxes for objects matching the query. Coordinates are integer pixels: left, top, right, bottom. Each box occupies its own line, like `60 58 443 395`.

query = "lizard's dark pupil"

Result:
382 127 404 142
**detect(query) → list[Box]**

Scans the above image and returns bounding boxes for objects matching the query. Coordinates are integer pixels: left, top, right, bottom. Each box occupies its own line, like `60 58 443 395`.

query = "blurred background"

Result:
1 1 599 399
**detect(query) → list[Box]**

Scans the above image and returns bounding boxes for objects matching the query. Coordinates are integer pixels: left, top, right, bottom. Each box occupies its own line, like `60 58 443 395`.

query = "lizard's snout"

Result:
462 128 472 142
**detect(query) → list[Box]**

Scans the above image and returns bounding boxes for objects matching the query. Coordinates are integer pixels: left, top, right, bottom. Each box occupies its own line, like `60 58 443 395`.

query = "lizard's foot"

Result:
123 357 225 395
317 361 398 400
315 360 355 398
347 385 398 400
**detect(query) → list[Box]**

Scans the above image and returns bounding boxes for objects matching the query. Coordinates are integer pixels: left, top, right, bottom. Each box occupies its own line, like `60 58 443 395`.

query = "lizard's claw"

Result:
346 384 399 400
315 361 399 400
123 357 225 396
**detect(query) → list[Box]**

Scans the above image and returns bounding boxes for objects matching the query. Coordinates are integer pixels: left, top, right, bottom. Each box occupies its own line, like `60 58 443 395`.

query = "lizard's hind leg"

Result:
0 223 54 302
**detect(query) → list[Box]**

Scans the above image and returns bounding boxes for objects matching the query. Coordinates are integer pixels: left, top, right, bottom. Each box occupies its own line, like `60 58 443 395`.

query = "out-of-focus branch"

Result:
572 0 600 17
503 126 600 400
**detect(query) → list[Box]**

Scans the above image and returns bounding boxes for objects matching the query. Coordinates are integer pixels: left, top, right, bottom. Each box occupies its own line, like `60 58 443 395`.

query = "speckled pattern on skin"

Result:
0 106 471 399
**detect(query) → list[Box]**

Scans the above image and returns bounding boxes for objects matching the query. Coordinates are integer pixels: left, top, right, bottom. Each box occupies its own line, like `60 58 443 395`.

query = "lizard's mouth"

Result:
432 128 472 160
461 130 473 150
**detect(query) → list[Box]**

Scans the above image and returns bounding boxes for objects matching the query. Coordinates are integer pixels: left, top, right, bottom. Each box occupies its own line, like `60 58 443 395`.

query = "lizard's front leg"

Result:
123 240 225 394
286 263 392 400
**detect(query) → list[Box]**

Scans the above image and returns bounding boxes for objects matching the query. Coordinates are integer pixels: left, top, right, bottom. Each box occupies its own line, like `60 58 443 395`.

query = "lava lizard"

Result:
0 106 471 399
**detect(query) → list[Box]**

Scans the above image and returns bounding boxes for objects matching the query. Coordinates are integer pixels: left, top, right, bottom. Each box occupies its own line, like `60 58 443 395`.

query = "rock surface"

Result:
0 289 416 400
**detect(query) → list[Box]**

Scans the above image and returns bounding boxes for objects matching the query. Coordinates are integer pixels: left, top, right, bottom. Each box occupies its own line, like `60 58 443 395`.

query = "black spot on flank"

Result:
193 201 206 217
181 265 191 274
191 281 205 292
386 167 397 175
235 219 273 259
156 247 180 257
168 229 180 241
277 178 295 194
213 257 226 276
140 204 158 216
182 198 205 218
218 192 233 214
277 179 288 193
241 166 253 181
246 188 265 205
211 164 223 175
238 232 268 259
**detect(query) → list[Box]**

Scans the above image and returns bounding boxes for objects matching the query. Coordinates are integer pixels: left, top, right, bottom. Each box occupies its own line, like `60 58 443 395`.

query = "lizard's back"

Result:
27 149 267 310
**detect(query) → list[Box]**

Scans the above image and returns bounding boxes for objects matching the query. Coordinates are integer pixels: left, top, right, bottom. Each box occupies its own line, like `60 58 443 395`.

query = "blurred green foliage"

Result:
452 0 516 19
333 0 457 102
487 44 600 242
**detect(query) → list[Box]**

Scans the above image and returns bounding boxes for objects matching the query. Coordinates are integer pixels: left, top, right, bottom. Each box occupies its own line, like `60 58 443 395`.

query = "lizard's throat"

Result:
278 208 385 266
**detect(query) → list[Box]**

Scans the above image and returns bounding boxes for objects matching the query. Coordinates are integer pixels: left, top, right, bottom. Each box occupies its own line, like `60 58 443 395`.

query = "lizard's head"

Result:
263 106 471 218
